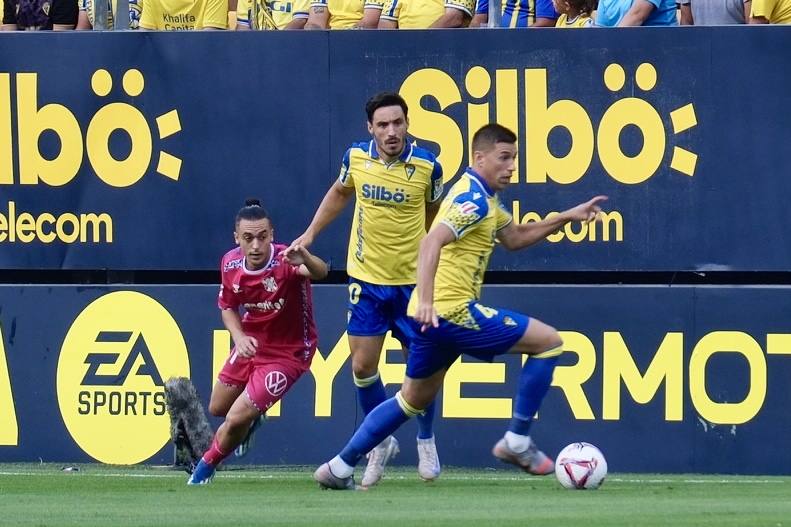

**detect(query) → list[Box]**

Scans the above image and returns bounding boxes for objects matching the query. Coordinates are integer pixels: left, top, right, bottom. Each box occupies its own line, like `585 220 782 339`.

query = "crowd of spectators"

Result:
1 0 789 32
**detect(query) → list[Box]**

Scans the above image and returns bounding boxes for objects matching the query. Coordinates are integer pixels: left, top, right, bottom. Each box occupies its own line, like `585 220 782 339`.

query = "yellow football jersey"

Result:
751 0 791 23
139 0 228 29
408 168 512 320
555 12 591 26
309 0 383 27
237 0 309 28
380 0 443 27
340 140 443 285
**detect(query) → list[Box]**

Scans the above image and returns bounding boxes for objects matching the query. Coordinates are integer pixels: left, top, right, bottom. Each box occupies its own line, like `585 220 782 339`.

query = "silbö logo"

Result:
0 68 182 187
0 69 182 244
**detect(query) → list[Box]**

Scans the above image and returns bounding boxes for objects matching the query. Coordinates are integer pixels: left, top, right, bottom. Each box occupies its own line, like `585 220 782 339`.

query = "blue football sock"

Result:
339 395 416 467
509 353 560 436
416 399 436 439
354 372 387 415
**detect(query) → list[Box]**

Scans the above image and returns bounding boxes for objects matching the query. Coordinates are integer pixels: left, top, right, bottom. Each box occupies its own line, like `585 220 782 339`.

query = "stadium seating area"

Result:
2 0 789 31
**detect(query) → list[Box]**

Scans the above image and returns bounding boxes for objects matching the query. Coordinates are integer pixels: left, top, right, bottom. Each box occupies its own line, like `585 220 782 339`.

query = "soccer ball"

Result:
555 442 607 490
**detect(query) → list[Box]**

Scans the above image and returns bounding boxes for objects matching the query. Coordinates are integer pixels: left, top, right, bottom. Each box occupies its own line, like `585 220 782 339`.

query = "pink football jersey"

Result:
218 244 317 363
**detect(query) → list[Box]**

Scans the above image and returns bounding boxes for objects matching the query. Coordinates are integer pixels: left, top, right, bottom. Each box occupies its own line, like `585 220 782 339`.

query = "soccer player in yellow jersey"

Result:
139 0 228 29
305 0 383 28
314 123 607 490
236 0 309 29
292 92 443 488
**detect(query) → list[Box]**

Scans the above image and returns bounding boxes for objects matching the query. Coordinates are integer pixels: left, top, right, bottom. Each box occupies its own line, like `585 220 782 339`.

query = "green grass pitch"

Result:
1 464 789 527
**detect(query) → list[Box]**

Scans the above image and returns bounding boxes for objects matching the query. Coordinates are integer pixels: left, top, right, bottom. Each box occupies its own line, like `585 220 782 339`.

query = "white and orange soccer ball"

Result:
555 442 608 490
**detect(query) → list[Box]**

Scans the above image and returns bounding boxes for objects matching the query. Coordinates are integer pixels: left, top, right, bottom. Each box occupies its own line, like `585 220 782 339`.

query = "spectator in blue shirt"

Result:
596 0 678 26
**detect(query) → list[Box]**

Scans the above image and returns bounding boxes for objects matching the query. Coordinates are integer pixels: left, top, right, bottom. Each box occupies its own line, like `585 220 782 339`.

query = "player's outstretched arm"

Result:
291 181 355 249
497 195 607 251
283 245 329 280
414 224 456 331
221 309 258 358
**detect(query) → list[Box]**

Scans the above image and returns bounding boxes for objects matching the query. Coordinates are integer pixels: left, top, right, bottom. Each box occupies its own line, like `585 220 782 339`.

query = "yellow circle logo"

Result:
57 291 190 464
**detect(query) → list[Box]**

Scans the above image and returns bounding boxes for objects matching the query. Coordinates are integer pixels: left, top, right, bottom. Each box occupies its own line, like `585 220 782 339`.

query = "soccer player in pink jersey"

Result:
188 199 328 485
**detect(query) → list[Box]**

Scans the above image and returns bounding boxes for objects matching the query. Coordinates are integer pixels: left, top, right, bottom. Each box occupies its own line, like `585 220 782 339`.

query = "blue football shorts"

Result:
346 278 416 347
406 301 530 379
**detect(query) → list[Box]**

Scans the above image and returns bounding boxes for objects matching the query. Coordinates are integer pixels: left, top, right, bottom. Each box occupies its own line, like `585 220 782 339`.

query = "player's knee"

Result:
397 389 428 416
535 325 563 357
351 356 379 379
224 411 253 434
399 384 433 411
353 370 381 388
207 400 227 417
545 325 563 351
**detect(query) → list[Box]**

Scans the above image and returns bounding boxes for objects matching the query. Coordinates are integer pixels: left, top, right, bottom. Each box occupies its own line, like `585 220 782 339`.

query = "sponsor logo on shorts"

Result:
265 370 288 397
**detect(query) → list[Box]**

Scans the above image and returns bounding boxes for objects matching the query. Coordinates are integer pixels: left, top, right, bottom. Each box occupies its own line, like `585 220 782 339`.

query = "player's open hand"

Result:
283 244 309 266
567 195 608 224
235 335 258 358
412 302 439 333
289 232 314 252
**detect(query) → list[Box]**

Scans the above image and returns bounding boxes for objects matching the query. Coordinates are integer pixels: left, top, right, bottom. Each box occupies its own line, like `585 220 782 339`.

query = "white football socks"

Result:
504 431 531 454
328 456 354 478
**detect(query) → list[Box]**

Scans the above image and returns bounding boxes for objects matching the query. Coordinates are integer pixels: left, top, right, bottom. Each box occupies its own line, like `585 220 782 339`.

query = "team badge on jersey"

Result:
232 284 242 294
503 316 517 327
405 164 416 180
262 277 277 292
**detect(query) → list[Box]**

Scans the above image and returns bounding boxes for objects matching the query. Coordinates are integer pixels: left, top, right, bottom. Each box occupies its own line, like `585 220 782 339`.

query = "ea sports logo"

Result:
57 291 190 464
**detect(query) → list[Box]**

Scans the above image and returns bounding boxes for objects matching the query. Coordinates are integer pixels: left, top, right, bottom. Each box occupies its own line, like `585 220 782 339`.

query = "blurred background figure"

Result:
305 0 383 29
552 0 594 26
596 0 677 26
378 0 444 28
679 0 750 25
236 0 308 29
470 0 558 28
76 0 141 29
138 0 228 29
2 0 77 29
749 0 791 23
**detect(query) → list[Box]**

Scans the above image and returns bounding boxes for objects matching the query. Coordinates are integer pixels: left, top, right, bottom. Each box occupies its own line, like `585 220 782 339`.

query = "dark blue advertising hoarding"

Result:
1 284 789 474
1 28 790 271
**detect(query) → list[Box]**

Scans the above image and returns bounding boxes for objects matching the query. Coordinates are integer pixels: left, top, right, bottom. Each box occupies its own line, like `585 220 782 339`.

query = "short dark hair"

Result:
471 124 517 153
365 92 409 123
235 198 270 228
568 0 596 16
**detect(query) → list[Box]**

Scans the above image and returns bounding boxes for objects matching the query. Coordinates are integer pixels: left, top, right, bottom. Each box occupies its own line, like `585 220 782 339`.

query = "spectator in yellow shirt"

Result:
139 0 228 29
750 0 791 23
